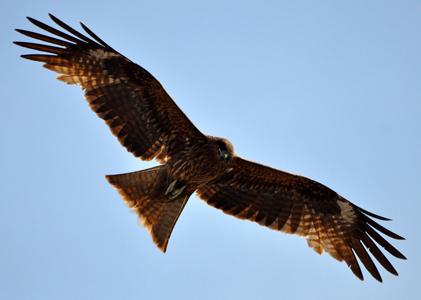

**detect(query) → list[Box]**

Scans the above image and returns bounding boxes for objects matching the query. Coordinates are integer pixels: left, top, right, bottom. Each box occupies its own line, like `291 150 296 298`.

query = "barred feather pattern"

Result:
197 157 406 282
106 167 189 252
15 14 205 162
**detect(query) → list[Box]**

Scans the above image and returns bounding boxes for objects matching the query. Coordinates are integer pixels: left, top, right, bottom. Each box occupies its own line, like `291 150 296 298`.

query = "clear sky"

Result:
1 1 420 299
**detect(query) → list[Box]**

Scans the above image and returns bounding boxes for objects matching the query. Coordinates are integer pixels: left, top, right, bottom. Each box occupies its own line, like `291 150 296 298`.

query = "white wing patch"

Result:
89 49 120 59
337 199 357 224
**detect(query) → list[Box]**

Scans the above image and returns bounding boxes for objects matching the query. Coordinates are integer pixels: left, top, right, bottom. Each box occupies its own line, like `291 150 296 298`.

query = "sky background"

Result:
1 1 420 299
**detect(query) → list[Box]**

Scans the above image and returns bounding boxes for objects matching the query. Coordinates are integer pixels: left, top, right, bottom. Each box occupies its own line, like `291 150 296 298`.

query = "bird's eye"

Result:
218 148 227 159
216 141 230 160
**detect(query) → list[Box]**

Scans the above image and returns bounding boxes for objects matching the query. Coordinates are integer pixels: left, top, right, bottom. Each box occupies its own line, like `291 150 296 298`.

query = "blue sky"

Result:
1 1 420 299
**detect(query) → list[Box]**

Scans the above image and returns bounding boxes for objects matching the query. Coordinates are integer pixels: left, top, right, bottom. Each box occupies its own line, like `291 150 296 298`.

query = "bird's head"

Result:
209 136 234 161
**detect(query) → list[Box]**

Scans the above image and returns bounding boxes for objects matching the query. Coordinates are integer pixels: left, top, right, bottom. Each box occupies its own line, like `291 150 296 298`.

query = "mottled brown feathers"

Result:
197 157 406 281
16 14 406 282
106 167 189 252
15 14 205 162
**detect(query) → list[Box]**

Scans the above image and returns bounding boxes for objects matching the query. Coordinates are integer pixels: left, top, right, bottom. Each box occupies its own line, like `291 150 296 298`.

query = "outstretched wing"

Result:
197 157 406 281
15 14 205 162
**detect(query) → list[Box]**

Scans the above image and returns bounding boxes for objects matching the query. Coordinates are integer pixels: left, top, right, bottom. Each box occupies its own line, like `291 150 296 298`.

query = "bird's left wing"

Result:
15 14 205 162
197 157 406 281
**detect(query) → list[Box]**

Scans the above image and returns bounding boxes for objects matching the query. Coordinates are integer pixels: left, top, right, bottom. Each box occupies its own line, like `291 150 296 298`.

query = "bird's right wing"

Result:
197 157 406 281
15 14 206 162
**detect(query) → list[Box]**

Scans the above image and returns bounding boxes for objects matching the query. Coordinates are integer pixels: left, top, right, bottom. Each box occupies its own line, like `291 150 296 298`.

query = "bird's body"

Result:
164 137 233 191
15 14 406 282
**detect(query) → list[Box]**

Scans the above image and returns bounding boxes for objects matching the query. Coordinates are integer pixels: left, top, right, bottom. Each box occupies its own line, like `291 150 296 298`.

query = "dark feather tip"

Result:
20 54 35 60
357 205 392 221
26 16 37 24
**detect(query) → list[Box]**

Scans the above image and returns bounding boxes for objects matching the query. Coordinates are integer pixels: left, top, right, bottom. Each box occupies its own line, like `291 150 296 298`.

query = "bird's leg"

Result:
165 180 186 200
165 180 177 195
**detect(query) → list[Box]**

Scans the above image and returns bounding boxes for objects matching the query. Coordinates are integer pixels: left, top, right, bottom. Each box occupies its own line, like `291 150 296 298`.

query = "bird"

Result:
15 14 406 282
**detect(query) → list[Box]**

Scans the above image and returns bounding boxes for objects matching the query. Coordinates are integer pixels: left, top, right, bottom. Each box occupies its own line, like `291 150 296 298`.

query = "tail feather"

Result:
106 166 189 252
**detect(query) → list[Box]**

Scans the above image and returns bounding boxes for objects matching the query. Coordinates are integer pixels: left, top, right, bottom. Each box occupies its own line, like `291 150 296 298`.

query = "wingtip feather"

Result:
356 205 392 221
26 16 38 25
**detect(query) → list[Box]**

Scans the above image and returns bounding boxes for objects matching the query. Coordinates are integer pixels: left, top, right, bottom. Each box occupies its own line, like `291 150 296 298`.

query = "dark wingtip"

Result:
389 232 405 240
48 13 58 23
355 273 364 281
13 41 27 49
372 270 383 283
365 216 405 240
79 21 114 50
353 268 364 281
20 54 34 61
13 41 26 47
19 54 53 62
356 205 392 221
388 267 399 276
26 16 37 24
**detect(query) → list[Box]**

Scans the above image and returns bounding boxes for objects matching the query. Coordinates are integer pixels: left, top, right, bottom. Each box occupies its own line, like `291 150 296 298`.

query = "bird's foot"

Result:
165 180 186 200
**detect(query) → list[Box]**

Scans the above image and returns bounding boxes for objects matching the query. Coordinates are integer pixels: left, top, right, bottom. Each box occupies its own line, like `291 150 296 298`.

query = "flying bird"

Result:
15 14 406 282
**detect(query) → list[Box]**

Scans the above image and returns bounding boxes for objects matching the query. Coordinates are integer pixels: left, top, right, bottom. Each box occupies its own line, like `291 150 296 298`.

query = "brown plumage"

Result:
15 14 406 282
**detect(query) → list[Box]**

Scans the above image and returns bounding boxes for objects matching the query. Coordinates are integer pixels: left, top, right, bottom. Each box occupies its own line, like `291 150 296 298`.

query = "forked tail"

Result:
106 166 190 252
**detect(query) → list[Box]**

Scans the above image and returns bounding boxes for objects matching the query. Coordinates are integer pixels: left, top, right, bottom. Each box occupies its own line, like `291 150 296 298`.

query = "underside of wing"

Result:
197 157 406 281
15 14 205 162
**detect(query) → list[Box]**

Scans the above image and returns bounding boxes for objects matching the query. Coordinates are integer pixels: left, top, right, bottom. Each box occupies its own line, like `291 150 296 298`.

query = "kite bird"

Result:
15 14 406 282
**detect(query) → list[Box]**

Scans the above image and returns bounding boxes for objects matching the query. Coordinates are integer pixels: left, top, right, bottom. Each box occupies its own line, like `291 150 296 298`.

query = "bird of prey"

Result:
15 14 406 282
